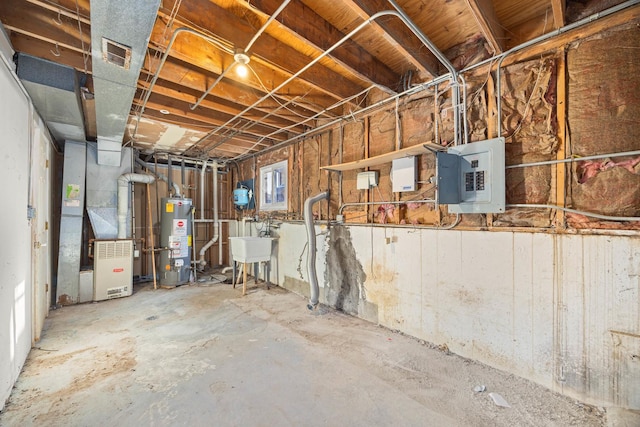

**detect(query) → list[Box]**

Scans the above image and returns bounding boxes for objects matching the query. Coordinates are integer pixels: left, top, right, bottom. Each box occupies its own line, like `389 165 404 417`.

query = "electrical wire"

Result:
506 204 640 222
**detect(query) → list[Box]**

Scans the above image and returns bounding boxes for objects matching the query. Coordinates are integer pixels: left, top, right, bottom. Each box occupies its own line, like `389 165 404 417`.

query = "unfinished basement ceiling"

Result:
0 0 632 160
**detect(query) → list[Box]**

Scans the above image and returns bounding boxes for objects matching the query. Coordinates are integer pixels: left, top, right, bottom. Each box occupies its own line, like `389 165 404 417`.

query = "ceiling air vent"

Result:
101 37 131 69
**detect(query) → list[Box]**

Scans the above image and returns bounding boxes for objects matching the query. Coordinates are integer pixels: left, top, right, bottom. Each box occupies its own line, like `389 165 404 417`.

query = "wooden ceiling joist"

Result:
343 0 440 78
133 94 289 143
551 0 566 29
141 53 321 123
244 0 401 92
158 0 366 102
25 0 90 25
138 78 304 134
465 0 505 53
9 33 92 73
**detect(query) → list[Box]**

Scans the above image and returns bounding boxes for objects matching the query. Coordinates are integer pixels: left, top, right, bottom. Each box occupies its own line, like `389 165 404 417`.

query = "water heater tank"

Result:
159 197 193 286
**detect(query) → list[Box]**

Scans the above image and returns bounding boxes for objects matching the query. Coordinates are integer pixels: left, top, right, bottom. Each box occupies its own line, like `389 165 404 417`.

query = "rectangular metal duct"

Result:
85 144 132 239
15 53 86 142
56 141 87 305
90 0 161 166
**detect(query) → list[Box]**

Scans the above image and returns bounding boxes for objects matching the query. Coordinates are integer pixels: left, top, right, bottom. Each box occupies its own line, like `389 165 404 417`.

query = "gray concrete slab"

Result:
1 283 607 426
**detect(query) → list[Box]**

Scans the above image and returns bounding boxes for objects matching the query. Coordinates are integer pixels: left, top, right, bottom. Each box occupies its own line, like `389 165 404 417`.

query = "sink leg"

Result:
242 262 247 296
232 260 237 288
266 261 270 290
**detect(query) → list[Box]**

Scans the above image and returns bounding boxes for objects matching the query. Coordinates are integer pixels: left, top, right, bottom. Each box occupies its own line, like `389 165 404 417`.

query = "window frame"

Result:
259 160 288 211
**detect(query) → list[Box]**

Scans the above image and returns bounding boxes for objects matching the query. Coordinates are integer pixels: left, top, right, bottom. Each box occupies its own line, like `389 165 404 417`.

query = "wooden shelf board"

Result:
320 142 443 171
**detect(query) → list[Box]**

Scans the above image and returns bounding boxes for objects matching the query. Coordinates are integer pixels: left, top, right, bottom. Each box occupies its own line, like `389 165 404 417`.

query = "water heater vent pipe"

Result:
117 173 155 239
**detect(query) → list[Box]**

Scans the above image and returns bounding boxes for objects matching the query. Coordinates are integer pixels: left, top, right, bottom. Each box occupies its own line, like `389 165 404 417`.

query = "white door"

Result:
30 117 51 343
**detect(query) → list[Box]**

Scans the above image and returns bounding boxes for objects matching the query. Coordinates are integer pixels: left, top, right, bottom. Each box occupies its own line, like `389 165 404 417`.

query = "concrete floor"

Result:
0 280 614 426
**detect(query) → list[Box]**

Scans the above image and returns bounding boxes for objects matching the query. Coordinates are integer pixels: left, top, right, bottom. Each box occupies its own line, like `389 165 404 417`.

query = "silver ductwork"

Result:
117 172 155 239
90 0 161 166
15 53 86 142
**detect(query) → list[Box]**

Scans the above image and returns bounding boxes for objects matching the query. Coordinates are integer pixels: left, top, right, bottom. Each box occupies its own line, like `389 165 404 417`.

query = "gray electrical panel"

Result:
436 137 505 213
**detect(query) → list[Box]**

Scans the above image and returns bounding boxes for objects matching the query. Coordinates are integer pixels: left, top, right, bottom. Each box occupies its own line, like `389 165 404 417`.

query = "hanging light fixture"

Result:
233 48 250 78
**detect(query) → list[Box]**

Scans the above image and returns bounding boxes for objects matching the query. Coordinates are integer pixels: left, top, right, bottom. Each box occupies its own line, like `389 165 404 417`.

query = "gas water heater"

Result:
159 197 193 286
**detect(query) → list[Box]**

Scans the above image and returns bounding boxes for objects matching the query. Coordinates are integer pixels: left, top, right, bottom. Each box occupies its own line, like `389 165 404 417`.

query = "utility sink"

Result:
229 236 276 263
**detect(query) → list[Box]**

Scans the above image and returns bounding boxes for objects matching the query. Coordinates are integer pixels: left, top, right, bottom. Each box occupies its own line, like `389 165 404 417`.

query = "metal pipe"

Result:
236 77 446 161
304 191 329 310
506 204 640 222
458 74 469 144
117 173 155 239
490 0 640 138
167 156 173 195
228 85 379 159
246 0 291 52
198 9 457 156
133 27 233 137
135 158 180 196
241 0 640 161
505 150 640 169
385 0 460 145
339 199 435 215
190 0 291 111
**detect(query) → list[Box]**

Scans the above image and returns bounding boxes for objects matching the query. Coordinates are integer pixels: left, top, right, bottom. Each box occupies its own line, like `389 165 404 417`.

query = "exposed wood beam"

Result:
25 0 90 25
4 24 88 57
551 0 566 29
465 0 505 53
138 78 304 134
159 0 365 102
141 53 319 121
554 48 567 228
133 92 289 142
244 0 401 92
9 33 92 73
342 0 439 77
149 20 341 114
0 1 91 52
470 5 640 74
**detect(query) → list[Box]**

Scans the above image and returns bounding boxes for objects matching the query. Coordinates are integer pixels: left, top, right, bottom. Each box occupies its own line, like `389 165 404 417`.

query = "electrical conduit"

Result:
304 191 329 310
117 173 155 239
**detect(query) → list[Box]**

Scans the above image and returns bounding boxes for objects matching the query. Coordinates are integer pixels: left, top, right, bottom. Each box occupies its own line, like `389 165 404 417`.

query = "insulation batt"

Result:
577 156 640 184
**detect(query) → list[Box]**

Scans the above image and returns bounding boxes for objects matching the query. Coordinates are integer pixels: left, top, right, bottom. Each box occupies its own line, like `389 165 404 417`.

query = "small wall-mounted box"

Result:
356 171 379 189
392 156 416 192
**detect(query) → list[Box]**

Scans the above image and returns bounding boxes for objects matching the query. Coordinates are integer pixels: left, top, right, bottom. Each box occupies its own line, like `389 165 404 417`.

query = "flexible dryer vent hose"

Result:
303 191 329 310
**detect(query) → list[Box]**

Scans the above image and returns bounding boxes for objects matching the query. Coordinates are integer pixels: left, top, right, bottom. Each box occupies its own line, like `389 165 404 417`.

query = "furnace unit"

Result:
93 239 133 301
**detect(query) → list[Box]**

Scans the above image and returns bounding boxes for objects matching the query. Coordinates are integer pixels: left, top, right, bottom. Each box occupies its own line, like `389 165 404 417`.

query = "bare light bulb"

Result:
235 62 248 78
233 49 250 79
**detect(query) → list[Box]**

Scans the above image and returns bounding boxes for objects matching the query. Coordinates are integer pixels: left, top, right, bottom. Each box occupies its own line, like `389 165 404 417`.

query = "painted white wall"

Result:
0 57 32 410
274 223 640 410
0 56 53 410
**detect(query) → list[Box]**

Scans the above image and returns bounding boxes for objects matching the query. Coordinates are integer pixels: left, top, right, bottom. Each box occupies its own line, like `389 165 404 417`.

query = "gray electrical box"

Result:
436 137 505 213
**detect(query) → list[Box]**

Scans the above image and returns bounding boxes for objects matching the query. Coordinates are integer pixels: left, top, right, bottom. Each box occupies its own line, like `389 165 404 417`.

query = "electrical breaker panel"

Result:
436 138 505 213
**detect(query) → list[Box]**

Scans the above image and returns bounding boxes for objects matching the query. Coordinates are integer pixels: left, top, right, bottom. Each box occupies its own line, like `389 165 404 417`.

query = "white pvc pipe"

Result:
200 159 209 220
117 173 155 239
199 161 220 268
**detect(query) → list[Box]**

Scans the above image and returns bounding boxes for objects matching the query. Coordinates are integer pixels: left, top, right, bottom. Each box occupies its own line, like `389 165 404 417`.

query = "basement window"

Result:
259 160 287 211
